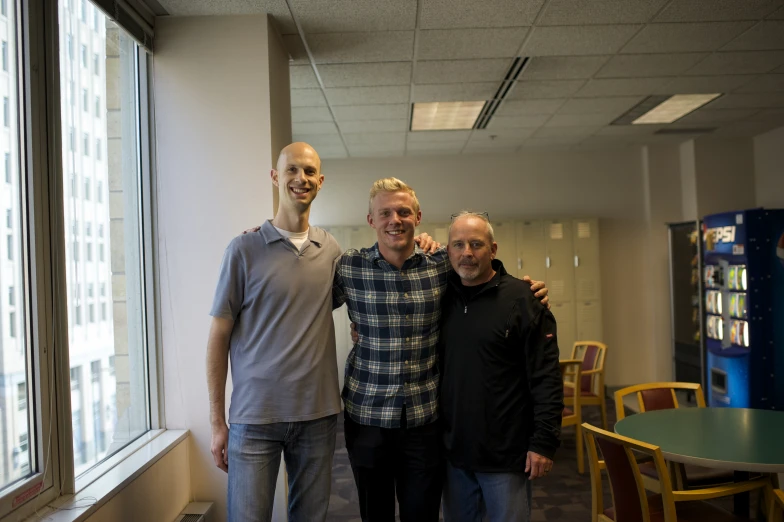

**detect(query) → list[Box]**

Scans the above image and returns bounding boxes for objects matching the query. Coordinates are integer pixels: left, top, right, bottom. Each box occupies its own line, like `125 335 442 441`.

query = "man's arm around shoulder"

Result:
207 316 234 473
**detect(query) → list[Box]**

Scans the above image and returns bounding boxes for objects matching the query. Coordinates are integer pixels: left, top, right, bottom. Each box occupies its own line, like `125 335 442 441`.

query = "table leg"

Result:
734 471 750 517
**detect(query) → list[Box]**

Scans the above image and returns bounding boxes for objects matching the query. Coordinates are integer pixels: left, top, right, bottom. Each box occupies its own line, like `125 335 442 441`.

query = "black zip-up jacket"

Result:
439 259 563 472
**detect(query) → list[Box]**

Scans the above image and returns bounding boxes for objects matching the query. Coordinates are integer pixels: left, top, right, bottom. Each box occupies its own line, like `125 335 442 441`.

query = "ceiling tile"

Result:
315 146 349 159
406 141 467 152
596 53 707 78
290 65 319 88
558 96 644 114
412 83 498 102
292 122 338 134
685 51 784 75
671 108 761 124
419 0 544 29
305 32 414 63
522 136 584 147
344 132 407 146
576 78 669 97
654 0 783 22
333 104 410 121
522 56 610 80
524 25 641 56
508 80 585 99
538 0 668 25
709 92 784 108
769 6 784 18
595 124 666 136
349 146 407 157
287 0 416 33
291 88 328 107
407 130 473 142
326 86 410 105
545 114 616 126
534 126 601 137
473 127 538 140
655 75 754 94
744 107 784 120
318 63 412 87
417 28 529 60
711 119 784 136
777 64 784 73
577 136 636 149
496 99 566 116
621 22 754 53
291 106 334 123
414 59 510 84
722 21 784 51
340 120 409 133
291 134 346 147
486 114 552 128
733 74 784 92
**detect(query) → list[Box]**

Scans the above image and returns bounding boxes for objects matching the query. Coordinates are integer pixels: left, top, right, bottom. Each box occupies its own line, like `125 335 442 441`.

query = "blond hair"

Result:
368 177 420 214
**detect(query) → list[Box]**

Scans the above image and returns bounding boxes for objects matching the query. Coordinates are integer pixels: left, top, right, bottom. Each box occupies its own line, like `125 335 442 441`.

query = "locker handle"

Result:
546 256 551 269
574 255 580 268
517 258 522 270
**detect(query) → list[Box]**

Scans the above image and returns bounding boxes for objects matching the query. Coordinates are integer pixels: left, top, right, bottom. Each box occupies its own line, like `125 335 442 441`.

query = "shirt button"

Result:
401 271 406 276
404 292 408 298
406 337 410 342
405 360 410 365
406 315 411 320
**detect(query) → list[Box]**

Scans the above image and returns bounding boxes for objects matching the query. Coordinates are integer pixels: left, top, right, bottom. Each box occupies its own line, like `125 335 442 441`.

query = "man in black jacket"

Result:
439 211 563 522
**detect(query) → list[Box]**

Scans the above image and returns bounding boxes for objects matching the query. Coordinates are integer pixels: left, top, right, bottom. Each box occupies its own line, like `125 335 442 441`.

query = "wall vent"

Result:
473 57 529 130
173 502 214 522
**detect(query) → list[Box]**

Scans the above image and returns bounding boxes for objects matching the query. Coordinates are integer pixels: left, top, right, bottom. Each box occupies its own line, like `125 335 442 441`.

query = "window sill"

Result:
26 429 189 522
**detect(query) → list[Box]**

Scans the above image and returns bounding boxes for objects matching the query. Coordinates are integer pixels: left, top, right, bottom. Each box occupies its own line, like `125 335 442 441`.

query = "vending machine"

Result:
702 208 784 409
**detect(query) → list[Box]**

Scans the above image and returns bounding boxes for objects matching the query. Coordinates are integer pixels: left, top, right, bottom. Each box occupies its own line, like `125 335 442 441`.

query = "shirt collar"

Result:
259 219 323 247
367 242 424 266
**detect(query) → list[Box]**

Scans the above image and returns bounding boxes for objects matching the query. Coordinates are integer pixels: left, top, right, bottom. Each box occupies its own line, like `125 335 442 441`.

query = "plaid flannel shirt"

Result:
333 244 451 428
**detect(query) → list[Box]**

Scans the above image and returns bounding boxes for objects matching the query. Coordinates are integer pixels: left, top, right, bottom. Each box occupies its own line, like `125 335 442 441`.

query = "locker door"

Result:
516 220 546 282
347 226 377 251
544 220 575 302
576 300 603 342
550 301 576 359
492 221 518 276
430 223 450 248
573 219 602 301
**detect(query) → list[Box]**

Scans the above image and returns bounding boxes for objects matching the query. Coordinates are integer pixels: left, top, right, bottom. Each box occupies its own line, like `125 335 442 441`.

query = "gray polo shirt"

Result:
210 220 343 424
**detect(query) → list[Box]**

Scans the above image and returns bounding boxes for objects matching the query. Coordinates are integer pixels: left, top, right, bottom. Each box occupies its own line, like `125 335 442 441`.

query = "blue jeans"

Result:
227 415 337 522
442 461 532 522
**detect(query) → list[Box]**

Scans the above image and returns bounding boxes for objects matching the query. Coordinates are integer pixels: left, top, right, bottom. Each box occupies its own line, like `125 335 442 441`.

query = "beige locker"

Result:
430 223 450 248
492 221 518 275
544 220 575 303
576 300 603 342
516 220 546 282
550 301 576 359
573 219 601 301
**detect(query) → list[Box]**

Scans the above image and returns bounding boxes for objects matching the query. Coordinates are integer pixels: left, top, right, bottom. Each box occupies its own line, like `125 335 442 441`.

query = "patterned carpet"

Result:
326 401 615 521
326 400 763 521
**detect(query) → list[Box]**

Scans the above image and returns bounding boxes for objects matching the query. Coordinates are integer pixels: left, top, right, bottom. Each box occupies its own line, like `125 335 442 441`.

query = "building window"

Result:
9 311 15 338
85 222 92 237
8 285 14 306
74 305 82 326
93 53 99 76
70 174 78 197
84 177 91 200
81 44 87 68
72 220 79 236
73 240 79 261
100 283 106 297
6 234 12 260
97 181 103 203
3 96 8 127
101 302 107 321
93 6 99 30
80 0 86 22
83 132 89 156
99 243 105 262
88 304 94 323
69 127 75 151
5 209 10 228
1 0 6 17
86 242 92 261
82 89 88 112
70 80 75 106
95 95 100 117
4 153 9 183
91 360 100 383
1 41 7 72
98 224 104 238
96 138 102 160
87 283 93 298
17 383 25 412
67 35 73 60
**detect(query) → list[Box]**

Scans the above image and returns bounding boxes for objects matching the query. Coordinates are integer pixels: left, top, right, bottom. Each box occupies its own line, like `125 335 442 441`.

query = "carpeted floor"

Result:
327 399 762 521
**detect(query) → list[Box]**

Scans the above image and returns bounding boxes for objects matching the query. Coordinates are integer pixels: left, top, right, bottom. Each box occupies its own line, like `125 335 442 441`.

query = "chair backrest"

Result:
572 341 607 393
582 422 678 522
614 382 706 421
560 359 582 413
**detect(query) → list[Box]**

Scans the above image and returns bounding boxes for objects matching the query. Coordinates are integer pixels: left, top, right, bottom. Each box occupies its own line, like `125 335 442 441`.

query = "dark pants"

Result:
344 408 444 522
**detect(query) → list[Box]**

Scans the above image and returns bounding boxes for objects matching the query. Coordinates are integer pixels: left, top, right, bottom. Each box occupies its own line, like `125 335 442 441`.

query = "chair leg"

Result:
600 398 608 431
576 423 585 474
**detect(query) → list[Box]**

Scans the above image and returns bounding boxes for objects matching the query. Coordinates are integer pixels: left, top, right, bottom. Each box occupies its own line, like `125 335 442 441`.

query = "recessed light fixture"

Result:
632 94 722 125
411 101 486 131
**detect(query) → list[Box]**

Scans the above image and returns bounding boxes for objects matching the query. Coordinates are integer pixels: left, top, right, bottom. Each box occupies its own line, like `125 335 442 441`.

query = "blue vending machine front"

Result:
702 208 784 409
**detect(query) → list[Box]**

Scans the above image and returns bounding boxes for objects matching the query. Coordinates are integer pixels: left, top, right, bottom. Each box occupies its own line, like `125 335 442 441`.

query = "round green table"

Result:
615 407 784 516
614 407 784 473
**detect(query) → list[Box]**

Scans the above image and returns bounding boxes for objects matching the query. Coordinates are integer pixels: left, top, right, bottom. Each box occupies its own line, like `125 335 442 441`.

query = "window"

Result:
101 302 107 320
71 173 78 197
17 382 26 411
80 0 86 21
72 219 79 236
91 360 101 383
85 222 92 237
97 180 103 202
67 34 73 59
86 242 92 261
1 0 6 17
3 96 8 127
69 126 75 151
6 234 12 260
99 243 105 262
73 240 79 261
70 80 75 105
5 210 9 229
4 152 9 183
1 41 7 72
75 305 82 325
83 132 90 156
100 283 106 297
95 95 100 117
88 283 94 297
84 177 91 199
96 138 102 160
93 5 99 30
8 285 14 306
9 311 16 338
81 44 87 68
88 303 94 322
93 53 99 75
83 88 88 112
98 224 104 238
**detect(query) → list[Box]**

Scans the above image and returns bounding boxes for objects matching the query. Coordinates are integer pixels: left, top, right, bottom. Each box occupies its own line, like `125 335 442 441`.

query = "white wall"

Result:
153 15 280 522
754 125 784 209
314 148 662 386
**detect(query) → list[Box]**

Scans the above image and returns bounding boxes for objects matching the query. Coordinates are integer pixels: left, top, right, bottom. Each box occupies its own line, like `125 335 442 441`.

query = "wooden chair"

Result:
582 421 771 522
561 359 585 474
767 488 784 522
564 341 608 430
614 382 734 493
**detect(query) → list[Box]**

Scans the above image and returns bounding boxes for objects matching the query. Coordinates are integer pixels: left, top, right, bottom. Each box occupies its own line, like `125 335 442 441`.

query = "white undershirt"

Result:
274 226 309 252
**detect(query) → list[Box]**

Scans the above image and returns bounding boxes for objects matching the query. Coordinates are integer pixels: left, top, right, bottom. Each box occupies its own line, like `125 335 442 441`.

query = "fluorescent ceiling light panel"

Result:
632 94 721 125
411 101 485 131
